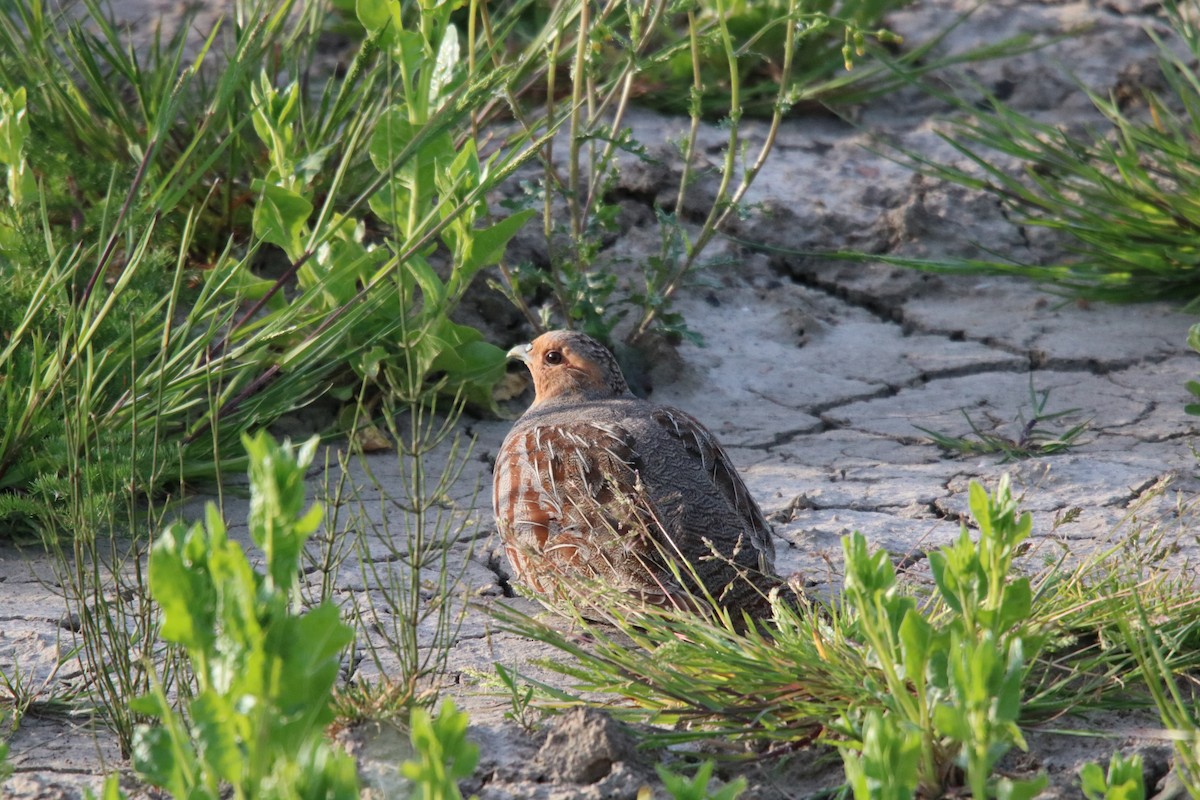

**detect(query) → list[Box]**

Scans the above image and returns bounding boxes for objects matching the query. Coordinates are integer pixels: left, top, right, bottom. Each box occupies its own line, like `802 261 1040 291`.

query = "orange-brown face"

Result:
507 330 630 405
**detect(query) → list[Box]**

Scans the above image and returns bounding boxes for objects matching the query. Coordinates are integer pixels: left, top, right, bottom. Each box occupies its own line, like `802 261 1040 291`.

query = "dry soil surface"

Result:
3 0 1200 798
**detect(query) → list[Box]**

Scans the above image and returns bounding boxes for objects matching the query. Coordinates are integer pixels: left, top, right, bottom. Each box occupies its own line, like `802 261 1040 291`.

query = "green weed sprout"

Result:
839 709 921 800
401 699 480 800
1080 751 1146 800
844 476 1044 797
130 432 358 799
916 385 1089 461
83 775 128 800
654 759 747 800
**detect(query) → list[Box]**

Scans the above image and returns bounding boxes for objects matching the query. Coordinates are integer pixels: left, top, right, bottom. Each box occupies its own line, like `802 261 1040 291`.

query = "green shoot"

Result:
130 432 358 799
1080 751 1146 800
655 759 747 800
401 699 480 800
917 384 1090 461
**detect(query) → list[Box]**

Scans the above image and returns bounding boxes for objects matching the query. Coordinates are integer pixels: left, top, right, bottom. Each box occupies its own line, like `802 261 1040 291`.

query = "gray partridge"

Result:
493 329 783 620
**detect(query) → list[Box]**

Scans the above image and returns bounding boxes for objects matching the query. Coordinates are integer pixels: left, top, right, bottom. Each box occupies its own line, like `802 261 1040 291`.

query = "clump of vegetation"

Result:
880 1 1200 308
400 699 480 800
486 0 908 345
493 476 1200 797
917 384 1090 461
0 0 909 539
8 0 1197 797
131 433 359 798
1080 751 1145 800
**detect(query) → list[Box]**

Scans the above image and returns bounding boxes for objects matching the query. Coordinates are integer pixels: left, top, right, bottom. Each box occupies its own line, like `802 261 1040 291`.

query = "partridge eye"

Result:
544 350 564 365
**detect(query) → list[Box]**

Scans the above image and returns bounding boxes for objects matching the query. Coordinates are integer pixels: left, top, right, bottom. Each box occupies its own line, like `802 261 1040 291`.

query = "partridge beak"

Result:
506 343 533 365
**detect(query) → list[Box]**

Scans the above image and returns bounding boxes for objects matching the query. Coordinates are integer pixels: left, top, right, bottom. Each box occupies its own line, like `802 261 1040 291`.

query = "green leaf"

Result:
406 254 447 309
83 774 129 800
993 775 1049 800
131 724 198 798
0 87 29 165
928 550 962 614
994 638 1025 723
190 690 244 786
368 107 417 171
458 209 536 283
273 603 354 723
430 22 461 109
996 577 1032 632
149 521 217 653
356 0 401 35
401 700 479 797
898 608 932 683
354 346 391 381
1079 762 1108 799
968 480 992 539
244 432 322 593
252 181 312 257
932 703 968 742
656 759 747 800
848 710 922 800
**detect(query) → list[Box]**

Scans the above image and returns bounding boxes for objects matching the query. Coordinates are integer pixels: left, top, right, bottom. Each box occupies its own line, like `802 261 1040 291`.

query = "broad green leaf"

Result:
353 346 390 381
995 638 1025 723
149 521 217 652
368 107 417 171
269 605 354 738
85 774 129 800
995 577 1032 632
356 0 401 35
898 608 932 683
457 209 536 283
993 775 1049 800
131 724 200 798
252 181 312 257
1079 762 1108 799
191 690 244 786
932 703 968 741
394 28 428 79
968 480 992 539
406 254 447 309
928 550 962 614
303 238 375 304
432 339 507 409
430 22 460 109
206 535 265 695
0 87 28 165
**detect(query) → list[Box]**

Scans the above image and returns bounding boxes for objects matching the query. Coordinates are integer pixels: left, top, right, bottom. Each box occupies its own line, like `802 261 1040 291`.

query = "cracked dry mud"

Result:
4 0 1200 797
